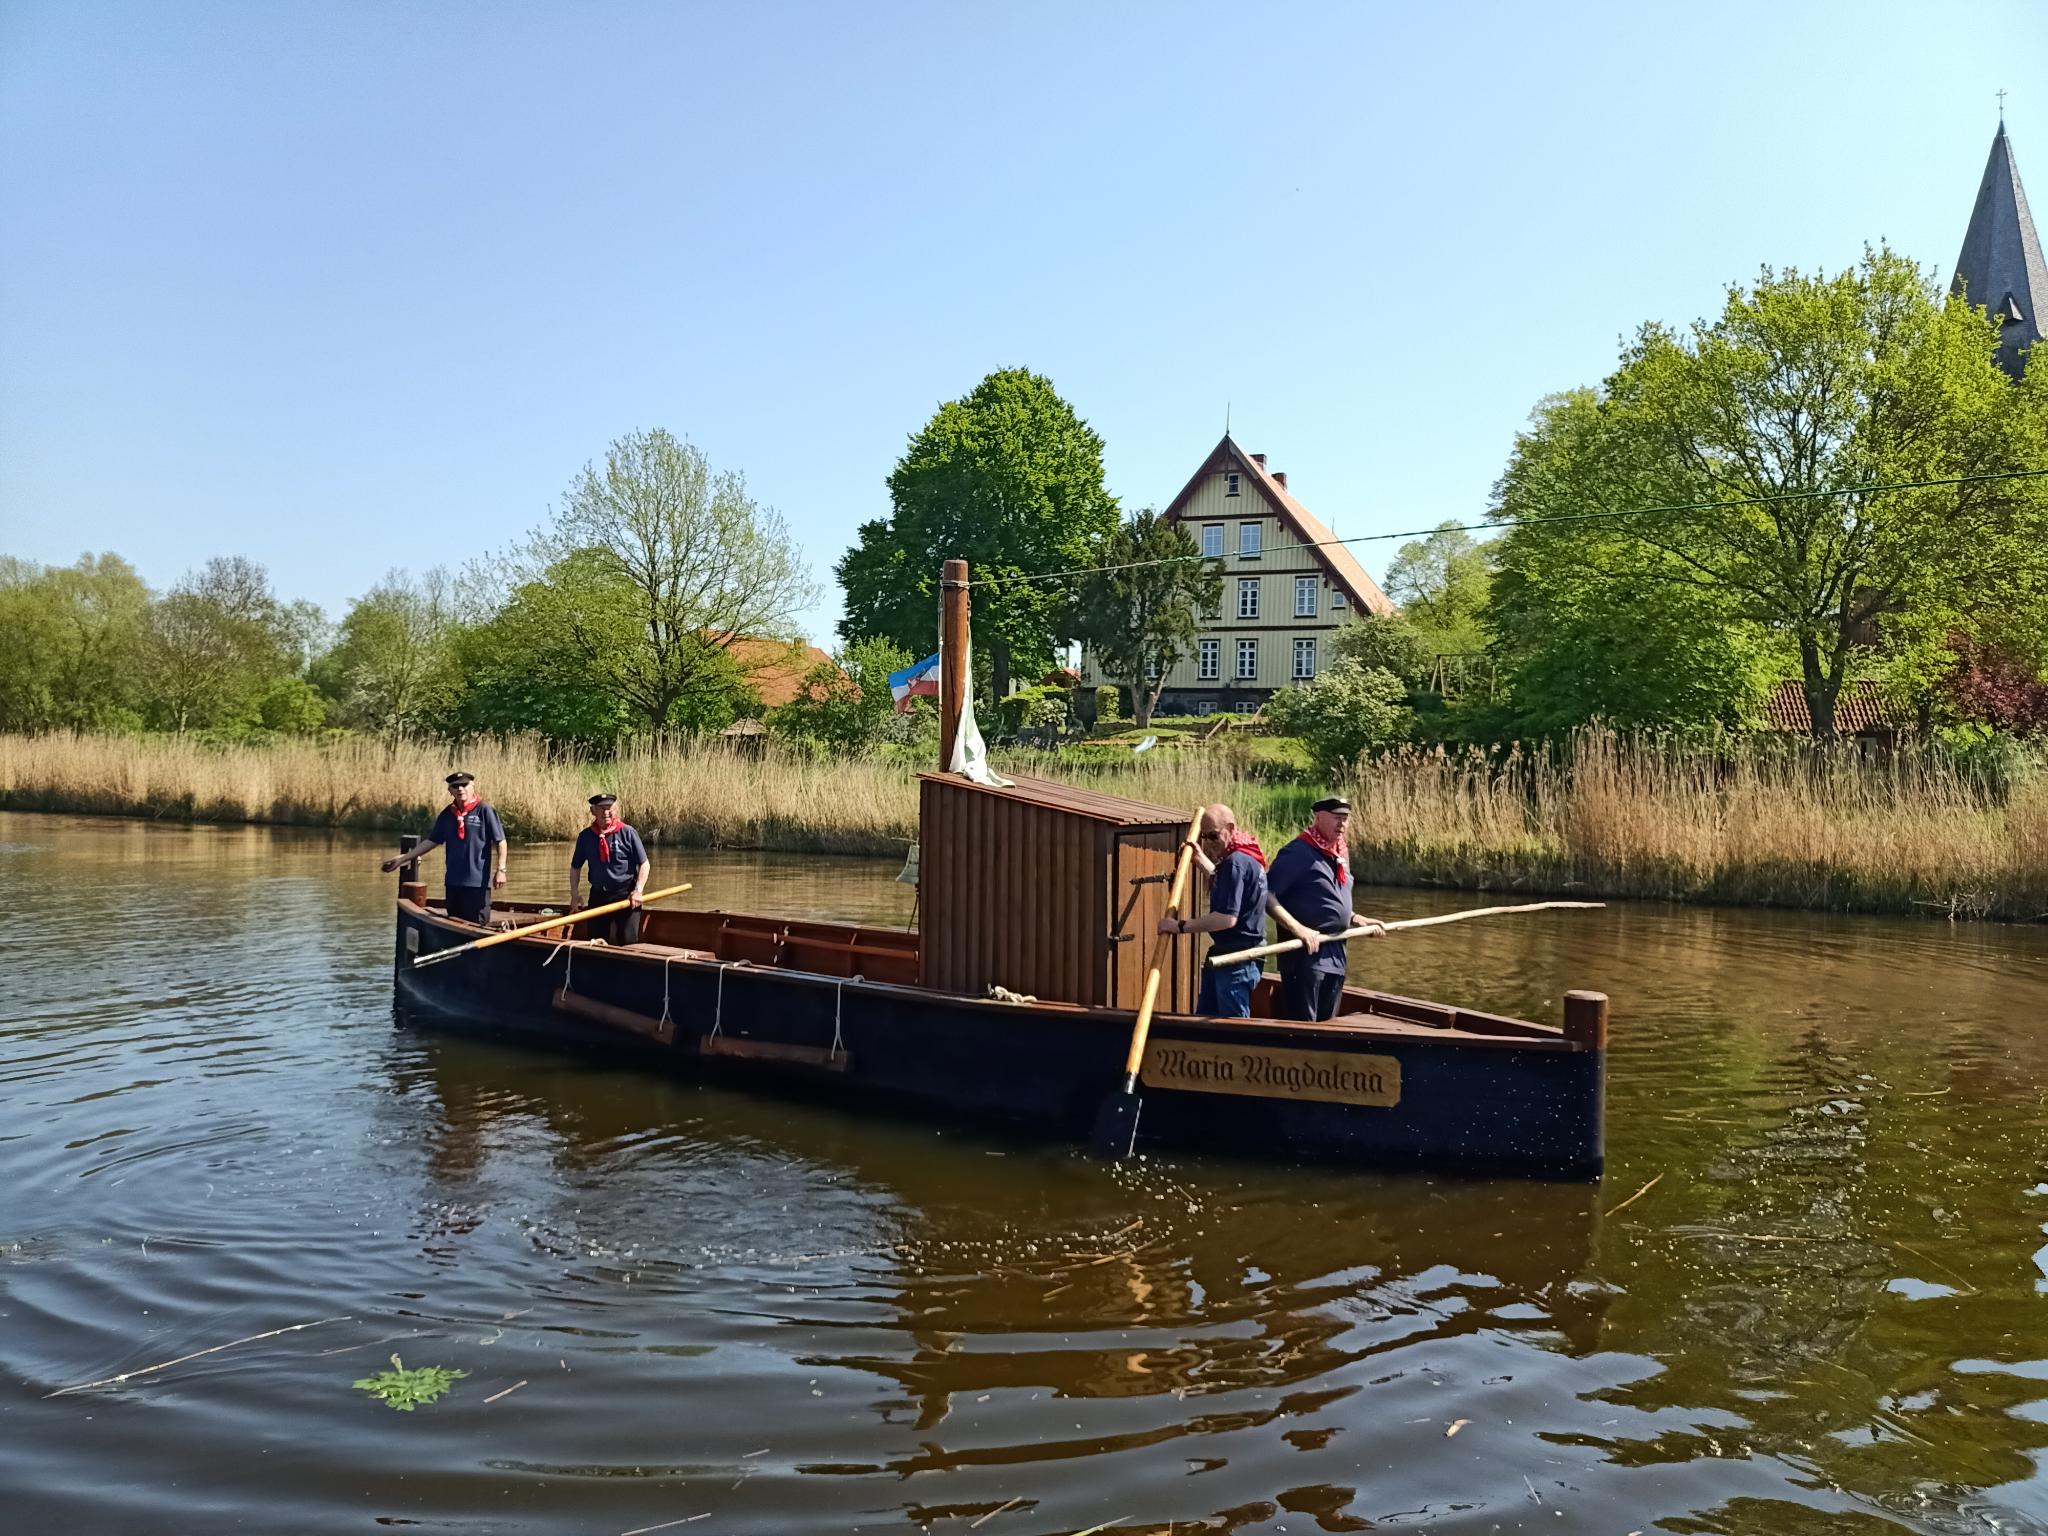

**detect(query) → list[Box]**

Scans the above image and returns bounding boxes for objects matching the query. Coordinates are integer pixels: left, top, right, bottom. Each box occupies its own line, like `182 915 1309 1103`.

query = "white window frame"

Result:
1237 577 1259 619
1236 638 1258 680
1293 636 1317 680
1197 638 1220 680
1295 576 1318 617
1239 522 1261 557
1200 523 1223 558
1331 589 1347 609
1224 472 1240 497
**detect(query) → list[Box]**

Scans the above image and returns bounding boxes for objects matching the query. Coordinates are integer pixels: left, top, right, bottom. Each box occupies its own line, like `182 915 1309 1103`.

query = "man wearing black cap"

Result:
568 794 651 946
1264 795 1384 1021
381 772 508 927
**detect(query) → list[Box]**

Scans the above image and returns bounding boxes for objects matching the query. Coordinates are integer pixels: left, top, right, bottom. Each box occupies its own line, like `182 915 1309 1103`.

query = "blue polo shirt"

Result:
429 801 504 889
1206 848 1268 962
572 823 648 889
1267 834 1352 974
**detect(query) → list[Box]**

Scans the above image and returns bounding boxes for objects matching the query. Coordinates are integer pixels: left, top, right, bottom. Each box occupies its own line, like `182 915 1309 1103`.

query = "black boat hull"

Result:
395 901 1604 1180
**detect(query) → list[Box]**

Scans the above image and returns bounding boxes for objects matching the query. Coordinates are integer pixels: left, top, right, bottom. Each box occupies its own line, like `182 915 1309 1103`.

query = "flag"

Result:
888 653 941 714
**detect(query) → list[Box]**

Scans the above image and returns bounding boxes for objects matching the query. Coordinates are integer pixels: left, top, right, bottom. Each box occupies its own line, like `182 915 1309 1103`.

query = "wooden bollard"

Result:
397 834 427 906
1563 990 1608 1049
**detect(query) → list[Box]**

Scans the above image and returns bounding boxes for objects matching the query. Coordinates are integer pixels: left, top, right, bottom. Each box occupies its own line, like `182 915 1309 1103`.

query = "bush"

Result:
994 684 1072 738
1262 661 1412 778
767 637 926 756
1094 685 1122 722
1333 614 1435 690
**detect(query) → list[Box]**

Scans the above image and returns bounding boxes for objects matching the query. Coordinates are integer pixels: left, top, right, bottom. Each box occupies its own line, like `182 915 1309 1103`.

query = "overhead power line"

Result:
966 466 2048 592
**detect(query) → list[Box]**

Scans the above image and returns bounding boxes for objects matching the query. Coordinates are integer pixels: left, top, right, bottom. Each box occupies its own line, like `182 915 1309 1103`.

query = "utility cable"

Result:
964 466 2048 592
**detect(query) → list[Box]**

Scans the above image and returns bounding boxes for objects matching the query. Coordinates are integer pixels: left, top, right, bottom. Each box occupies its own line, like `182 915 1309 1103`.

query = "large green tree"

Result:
837 368 1120 697
452 549 756 747
141 556 302 733
1490 391 1785 733
316 568 463 737
1072 509 1220 729
1492 250 2048 738
519 429 816 734
1380 521 1491 657
0 553 151 730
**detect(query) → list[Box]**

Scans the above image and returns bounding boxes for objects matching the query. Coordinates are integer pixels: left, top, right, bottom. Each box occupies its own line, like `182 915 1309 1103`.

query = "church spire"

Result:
1952 116 2046 379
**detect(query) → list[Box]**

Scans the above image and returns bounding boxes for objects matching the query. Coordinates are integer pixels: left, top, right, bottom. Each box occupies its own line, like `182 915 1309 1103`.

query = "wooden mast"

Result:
939 558 969 772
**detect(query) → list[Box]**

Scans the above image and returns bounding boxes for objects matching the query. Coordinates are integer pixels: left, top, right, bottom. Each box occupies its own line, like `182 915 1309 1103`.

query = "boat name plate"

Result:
1142 1041 1401 1107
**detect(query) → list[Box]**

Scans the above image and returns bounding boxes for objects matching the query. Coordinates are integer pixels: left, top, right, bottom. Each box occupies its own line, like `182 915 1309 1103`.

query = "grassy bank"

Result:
3 731 2043 920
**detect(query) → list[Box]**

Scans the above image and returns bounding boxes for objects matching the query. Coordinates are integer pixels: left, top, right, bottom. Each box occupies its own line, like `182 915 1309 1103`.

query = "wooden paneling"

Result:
919 775 1200 1012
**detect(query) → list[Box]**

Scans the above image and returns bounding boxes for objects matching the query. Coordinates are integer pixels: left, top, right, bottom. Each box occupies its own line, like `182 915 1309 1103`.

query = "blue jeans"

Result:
1197 959 1259 1018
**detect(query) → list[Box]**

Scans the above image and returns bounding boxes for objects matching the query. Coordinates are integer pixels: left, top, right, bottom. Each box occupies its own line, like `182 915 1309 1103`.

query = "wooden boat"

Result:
393 888 1602 1178
390 560 1608 1180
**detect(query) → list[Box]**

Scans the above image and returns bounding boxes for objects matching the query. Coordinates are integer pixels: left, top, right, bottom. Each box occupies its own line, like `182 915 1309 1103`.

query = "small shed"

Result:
720 718 769 755
917 774 1206 1011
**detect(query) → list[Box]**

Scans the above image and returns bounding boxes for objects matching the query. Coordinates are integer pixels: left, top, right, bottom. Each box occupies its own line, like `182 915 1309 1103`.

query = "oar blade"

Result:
1089 1085 1142 1160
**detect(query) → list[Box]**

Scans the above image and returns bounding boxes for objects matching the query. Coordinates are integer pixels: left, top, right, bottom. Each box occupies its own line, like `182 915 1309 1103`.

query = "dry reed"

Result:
3 729 2043 919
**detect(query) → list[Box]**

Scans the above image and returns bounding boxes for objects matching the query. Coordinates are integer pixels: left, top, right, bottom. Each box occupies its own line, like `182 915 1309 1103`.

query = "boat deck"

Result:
425 897 1582 1051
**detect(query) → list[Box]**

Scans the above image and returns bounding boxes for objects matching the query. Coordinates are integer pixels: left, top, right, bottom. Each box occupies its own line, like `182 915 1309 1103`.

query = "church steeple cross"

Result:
1997 88 2007 125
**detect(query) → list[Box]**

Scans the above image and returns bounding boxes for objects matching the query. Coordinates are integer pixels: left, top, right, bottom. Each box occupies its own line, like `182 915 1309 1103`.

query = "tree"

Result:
0 553 151 730
837 368 1120 697
1332 613 1436 691
319 569 463 737
522 429 816 734
1493 250 2048 739
767 636 929 754
140 556 297 733
1262 660 1412 778
1073 509 1220 729
1380 521 1492 656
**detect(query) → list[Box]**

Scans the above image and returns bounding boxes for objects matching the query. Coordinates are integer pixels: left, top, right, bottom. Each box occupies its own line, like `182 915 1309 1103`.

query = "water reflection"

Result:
4 812 2048 1534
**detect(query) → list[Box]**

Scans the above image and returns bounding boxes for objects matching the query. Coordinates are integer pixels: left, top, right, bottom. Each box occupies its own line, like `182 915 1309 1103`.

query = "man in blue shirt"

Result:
382 771 508 927
1158 804 1322 1018
569 793 651 946
1264 795 1385 1021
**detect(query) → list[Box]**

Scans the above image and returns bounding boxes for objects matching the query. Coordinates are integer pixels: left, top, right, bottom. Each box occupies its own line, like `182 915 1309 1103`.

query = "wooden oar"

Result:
1204 900 1606 967
411 883 694 968
1090 808 1205 1160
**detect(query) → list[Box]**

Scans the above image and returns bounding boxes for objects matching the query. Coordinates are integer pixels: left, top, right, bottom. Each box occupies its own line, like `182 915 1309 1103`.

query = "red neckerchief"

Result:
1298 823 1350 886
450 792 477 839
592 813 622 863
1224 831 1267 868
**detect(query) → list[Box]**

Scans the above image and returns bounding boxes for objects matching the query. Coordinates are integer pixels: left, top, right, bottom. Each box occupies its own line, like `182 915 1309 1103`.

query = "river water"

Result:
3 811 2047 1535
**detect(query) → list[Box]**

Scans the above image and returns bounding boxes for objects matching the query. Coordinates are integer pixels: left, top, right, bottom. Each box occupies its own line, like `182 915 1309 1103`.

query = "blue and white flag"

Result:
888 653 941 714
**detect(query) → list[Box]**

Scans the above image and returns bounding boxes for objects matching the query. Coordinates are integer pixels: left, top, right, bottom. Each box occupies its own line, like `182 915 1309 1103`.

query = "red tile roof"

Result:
1160 436 1397 617
1762 679 1892 734
713 634 839 709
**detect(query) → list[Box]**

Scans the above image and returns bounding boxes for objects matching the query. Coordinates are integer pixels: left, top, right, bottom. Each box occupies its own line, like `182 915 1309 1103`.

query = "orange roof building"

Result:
714 635 839 710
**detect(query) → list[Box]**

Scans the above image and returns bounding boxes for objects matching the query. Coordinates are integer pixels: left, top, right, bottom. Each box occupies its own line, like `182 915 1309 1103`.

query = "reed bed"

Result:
3 729 2043 919
0 732 920 854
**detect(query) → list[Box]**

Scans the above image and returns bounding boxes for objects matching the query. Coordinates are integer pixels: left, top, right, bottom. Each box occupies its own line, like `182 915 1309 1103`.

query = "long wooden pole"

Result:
1090 807 1205 1158
938 557 969 773
411 883 694 968
1204 900 1606 967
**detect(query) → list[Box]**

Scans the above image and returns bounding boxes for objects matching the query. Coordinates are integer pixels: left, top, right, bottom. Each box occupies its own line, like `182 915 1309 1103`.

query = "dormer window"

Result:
1224 472 1241 497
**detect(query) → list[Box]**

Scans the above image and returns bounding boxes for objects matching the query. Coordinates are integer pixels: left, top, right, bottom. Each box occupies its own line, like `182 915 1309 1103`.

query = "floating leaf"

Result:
354 1353 468 1411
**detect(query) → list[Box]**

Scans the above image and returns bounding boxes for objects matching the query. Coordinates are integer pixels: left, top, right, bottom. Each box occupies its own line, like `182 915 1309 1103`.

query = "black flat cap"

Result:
588 793 618 807
445 771 474 786
1311 795 1351 814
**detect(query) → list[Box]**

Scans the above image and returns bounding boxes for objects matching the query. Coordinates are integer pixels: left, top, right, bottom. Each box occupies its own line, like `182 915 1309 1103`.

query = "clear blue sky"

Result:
3 0 2042 643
